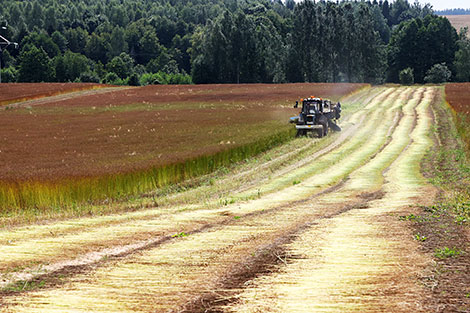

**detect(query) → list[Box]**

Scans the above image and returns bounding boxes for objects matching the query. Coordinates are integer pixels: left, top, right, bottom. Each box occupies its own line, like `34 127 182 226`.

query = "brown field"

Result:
445 83 470 113
0 83 107 106
445 15 470 33
0 83 363 182
0 82 366 209
445 83 470 157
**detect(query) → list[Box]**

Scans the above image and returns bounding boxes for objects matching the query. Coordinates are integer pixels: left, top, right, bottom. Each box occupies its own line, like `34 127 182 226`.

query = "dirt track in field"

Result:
0 86 439 312
0 83 111 106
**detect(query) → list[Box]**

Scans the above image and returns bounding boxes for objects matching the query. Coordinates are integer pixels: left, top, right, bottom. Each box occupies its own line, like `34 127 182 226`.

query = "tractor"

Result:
290 97 341 138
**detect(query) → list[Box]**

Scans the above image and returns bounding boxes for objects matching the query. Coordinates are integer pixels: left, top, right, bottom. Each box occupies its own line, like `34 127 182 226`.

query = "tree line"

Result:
436 9 470 16
0 0 469 85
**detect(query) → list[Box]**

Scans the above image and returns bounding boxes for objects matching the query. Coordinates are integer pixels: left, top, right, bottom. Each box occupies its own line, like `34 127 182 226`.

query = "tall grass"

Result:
454 113 470 158
0 127 295 213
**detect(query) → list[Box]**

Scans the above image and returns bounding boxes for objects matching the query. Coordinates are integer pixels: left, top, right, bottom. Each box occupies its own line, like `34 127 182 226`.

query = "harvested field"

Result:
0 86 442 312
445 15 470 33
0 83 108 106
0 83 366 212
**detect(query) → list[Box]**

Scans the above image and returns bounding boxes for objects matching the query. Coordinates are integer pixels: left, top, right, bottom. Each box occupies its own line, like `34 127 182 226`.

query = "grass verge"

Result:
410 86 470 311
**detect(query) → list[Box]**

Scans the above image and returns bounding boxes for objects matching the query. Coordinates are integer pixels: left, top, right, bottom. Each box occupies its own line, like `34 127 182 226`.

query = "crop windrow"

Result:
226 87 435 313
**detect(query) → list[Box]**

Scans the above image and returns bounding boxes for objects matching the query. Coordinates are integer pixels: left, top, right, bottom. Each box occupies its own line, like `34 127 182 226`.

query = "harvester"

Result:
290 97 341 138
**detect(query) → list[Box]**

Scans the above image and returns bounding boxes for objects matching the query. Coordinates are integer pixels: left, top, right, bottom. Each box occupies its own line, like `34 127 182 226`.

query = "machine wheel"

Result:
319 116 328 137
296 130 306 137
329 121 341 132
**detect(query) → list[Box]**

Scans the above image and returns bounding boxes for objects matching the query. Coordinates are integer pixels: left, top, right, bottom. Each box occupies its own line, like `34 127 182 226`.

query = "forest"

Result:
0 0 469 85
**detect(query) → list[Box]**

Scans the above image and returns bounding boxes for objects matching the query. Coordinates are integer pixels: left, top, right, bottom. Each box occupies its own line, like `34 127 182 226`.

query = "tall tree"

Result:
18 45 54 82
109 27 128 58
388 15 458 83
85 33 111 64
455 28 470 82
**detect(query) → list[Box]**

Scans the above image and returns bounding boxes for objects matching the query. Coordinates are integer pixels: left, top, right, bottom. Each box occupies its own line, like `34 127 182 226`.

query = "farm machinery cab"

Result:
290 97 341 138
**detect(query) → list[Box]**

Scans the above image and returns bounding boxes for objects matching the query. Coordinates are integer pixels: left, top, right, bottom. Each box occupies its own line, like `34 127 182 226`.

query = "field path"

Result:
0 86 438 312
0 86 129 110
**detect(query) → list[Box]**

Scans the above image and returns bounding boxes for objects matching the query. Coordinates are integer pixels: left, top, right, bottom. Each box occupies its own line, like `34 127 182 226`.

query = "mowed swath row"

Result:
1 87 437 312
229 87 436 313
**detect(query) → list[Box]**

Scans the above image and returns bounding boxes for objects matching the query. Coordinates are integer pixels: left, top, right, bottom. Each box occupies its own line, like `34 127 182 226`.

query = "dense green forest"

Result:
0 0 469 85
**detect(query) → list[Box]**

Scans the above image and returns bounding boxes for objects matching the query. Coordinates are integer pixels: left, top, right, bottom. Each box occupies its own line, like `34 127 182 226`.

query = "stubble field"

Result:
445 15 470 33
